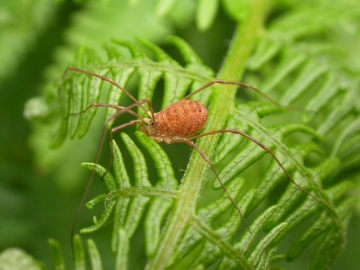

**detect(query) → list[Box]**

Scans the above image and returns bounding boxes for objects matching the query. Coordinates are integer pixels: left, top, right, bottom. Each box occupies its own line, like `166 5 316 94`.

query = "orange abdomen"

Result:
155 100 208 137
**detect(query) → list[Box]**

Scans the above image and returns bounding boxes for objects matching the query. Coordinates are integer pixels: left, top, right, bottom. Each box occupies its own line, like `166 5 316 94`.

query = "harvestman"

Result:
67 66 331 249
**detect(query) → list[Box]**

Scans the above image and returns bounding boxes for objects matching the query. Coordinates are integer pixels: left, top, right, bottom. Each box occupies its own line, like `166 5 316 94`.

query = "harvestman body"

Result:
67 66 332 250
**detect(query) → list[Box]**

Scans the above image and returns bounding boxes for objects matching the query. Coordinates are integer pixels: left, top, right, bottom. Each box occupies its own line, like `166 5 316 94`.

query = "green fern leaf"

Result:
57 31 351 266
31 0 358 269
49 236 103 270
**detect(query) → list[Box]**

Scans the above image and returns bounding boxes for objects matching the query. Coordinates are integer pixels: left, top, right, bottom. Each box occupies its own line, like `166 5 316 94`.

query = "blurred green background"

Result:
0 0 359 269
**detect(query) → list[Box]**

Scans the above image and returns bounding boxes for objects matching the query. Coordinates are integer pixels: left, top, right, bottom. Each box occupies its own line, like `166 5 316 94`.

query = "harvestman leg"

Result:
67 67 163 254
188 129 332 211
67 68 323 256
66 66 157 121
170 137 251 231
184 79 315 113
70 98 157 255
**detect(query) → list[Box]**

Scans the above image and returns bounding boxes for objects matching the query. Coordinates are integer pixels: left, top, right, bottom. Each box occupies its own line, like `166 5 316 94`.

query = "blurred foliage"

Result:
0 0 359 269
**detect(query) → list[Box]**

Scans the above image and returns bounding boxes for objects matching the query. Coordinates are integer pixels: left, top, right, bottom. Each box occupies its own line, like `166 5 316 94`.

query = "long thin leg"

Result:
184 80 316 113
67 67 140 108
104 119 145 179
188 129 335 215
66 66 158 122
170 138 252 233
71 122 107 258
105 98 153 127
66 102 146 122
70 99 156 257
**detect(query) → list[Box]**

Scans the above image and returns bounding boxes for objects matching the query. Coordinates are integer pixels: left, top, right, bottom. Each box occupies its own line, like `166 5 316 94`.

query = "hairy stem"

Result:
148 0 269 268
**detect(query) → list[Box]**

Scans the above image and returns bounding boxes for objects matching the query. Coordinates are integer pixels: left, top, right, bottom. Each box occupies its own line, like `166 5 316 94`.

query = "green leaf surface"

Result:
0 248 43 270
19 0 358 268
48 239 66 270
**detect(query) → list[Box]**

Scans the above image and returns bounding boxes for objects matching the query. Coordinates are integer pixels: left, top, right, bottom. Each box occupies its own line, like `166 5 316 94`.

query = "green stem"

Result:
148 0 269 268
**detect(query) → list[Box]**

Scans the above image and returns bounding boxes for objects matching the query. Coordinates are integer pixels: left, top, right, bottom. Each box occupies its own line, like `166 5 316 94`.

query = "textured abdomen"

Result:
155 100 208 137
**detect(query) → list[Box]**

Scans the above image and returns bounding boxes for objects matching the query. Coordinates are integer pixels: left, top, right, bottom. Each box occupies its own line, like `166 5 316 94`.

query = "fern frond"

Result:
51 19 354 270
248 1 360 167
27 0 358 269
53 37 214 147
49 236 103 270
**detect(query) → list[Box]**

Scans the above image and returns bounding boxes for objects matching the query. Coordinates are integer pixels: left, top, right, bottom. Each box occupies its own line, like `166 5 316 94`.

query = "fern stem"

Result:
210 0 269 131
148 0 269 268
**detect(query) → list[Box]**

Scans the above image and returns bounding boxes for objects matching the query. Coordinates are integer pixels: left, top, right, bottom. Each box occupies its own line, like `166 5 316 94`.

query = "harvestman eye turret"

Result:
66 66 333 254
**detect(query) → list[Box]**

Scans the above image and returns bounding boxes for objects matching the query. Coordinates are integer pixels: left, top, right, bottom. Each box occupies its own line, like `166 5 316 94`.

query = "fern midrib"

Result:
148 0 269 268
